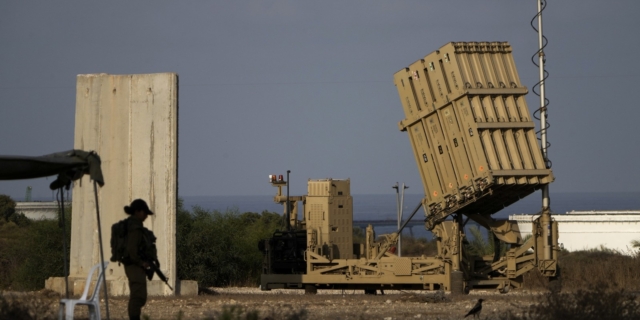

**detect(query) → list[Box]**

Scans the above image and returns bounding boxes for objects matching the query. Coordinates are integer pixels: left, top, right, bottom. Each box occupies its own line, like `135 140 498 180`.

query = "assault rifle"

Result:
145 259 173 291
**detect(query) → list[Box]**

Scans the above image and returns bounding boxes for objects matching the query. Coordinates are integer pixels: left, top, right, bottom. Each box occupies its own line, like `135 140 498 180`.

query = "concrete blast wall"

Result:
68 73 178 296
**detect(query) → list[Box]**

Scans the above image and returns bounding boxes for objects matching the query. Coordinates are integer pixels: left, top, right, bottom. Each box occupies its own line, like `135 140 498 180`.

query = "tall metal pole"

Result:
392 183 400 256
393 183 409 257
537 0 552 260
399 183 408 256
538 0 549 211
57 188 69 299
400 184 408 221
286 170 290 230
93 181 110 320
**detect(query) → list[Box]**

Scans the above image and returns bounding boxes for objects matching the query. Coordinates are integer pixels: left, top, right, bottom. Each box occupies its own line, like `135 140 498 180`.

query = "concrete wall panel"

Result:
70 73 178 295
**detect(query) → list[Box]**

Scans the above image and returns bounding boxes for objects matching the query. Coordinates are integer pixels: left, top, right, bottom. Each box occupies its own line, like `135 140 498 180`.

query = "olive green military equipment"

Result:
138 229 172 290
145 259 173 291
110 219 129 264
110 219 158 263
141 228 158 262
259 42 559 295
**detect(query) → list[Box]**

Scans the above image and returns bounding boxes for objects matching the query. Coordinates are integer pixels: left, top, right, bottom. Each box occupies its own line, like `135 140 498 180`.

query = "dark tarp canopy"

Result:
0 149 103 188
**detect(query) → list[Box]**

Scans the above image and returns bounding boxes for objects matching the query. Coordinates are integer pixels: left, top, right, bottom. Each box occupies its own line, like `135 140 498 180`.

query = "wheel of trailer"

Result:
548 277 562 293
304 285 318 295
364 289 377 295
499 285 510 294
548 267 562 293
450 271 464 295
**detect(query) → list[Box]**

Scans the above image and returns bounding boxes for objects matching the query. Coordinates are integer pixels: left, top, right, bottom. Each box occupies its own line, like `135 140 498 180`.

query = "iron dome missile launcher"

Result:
259 42 559 294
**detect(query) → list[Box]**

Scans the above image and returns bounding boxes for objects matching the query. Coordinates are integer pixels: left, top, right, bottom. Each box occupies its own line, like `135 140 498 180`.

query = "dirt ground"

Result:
54 287 541 320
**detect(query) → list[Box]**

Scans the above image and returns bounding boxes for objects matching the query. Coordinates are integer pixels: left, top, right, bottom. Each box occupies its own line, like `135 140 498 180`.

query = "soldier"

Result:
123 199 156 320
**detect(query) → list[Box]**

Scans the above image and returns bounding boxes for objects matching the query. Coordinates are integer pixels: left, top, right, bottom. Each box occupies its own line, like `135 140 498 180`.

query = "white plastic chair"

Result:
58 261 109 320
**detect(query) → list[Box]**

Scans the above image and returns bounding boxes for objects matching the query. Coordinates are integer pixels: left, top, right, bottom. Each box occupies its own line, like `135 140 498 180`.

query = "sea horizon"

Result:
23 191 638 239
180 191 640 219
180 191 639 239
25 191 639 220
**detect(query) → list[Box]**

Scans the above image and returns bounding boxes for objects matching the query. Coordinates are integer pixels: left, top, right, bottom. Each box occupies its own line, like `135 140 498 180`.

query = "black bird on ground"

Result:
464 298 484 318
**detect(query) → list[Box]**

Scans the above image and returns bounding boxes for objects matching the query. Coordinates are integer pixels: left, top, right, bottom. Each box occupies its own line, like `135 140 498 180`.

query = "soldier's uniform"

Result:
122 199 157 320
125 217 147 320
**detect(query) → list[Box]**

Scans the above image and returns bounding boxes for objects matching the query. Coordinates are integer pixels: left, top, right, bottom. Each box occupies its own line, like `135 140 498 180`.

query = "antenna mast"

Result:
533 0 553 261
537 0 550 212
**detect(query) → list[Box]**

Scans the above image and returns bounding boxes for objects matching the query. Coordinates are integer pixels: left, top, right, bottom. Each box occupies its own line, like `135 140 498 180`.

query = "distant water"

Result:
182 192 640 219
181 192 639 239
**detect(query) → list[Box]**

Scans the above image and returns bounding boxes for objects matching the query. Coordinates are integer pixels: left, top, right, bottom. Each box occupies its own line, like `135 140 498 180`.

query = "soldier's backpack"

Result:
110 219 129 264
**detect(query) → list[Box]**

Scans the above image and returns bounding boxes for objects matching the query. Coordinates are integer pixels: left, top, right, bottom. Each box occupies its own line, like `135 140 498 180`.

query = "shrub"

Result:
0 194 70 291
0 194 16 221
353 226 365 244
500 283 640 320
12 214 71 290
204 305 308 320
175 199 281 287
0 220 27 288
555 249 640 292
0 290 59 320
522 248 640 291
465 225 507 257
400 236 437 256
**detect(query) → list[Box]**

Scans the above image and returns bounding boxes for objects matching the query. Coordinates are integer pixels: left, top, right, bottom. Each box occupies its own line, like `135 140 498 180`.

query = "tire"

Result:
304 285 317 295
548 266 562 293
499 285 510 294
450 271 464 295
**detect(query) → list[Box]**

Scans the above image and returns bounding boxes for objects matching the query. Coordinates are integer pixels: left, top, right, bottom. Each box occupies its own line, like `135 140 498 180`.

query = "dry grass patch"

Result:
0 289 60 320
499 283 640 320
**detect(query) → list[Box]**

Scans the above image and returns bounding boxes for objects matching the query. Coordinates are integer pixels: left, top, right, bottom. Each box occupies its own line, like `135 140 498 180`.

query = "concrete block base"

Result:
175 280 198 296
46 277 198 297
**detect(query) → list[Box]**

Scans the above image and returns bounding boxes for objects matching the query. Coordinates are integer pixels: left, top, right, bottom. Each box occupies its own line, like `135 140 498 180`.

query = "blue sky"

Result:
1 1 639 200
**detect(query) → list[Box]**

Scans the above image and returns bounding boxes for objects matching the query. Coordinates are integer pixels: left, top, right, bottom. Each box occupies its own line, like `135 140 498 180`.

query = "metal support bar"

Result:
398 200 423 234
56 188 69 299
93 181 110 320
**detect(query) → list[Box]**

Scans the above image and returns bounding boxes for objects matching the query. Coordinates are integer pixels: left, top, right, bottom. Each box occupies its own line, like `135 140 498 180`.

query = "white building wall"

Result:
510 211 640 254
15 202 68 220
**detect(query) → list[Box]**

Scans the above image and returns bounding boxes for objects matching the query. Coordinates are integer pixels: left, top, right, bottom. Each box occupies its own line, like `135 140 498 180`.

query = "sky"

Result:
1 1 639 200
